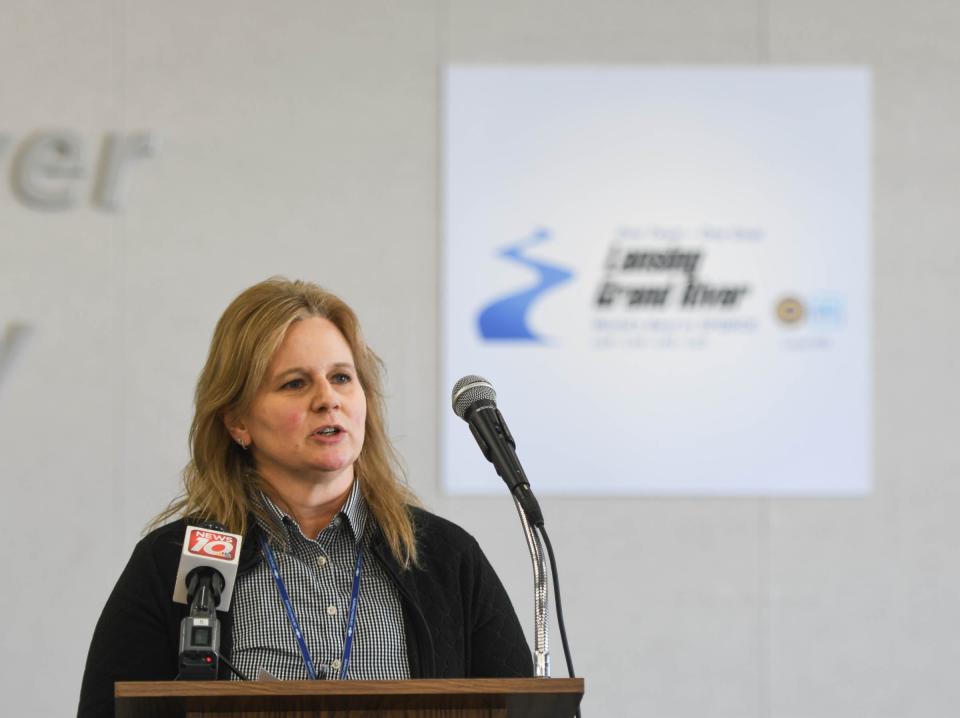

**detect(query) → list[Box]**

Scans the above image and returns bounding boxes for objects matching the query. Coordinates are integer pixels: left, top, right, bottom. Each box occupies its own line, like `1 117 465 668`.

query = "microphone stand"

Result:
512 495 550 677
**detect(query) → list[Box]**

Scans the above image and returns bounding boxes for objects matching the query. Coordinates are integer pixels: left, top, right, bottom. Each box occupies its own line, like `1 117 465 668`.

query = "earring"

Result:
235 437 249 450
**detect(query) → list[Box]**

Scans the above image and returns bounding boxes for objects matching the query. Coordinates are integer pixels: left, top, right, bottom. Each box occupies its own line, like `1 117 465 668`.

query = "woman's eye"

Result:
331 373 352 384
281 378 305 390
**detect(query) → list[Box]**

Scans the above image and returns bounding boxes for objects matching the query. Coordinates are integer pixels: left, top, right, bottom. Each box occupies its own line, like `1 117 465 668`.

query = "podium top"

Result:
115 677 584 717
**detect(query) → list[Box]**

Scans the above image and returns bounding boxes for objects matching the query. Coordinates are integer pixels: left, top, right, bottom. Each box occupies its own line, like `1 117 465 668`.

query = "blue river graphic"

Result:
477 228 574 342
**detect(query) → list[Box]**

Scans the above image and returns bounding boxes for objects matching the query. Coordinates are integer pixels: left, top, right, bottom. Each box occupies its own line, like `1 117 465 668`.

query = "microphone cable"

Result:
217 652 251 681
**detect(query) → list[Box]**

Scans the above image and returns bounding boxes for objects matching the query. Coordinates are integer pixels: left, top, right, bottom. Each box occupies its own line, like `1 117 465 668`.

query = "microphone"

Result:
451 375 544 527
173 523 242 679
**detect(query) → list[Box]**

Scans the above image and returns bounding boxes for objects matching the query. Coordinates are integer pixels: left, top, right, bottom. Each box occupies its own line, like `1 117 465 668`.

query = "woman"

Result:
78 278 531 717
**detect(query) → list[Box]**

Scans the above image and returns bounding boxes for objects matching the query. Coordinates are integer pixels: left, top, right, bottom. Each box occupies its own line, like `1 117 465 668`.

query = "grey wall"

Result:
1 1 958 716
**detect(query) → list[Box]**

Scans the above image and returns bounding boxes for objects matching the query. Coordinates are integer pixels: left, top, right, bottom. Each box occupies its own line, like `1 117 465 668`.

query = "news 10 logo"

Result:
187 529 237 561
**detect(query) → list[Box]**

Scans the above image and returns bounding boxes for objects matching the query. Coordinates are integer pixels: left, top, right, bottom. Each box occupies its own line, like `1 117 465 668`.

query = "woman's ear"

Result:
223 412 251 450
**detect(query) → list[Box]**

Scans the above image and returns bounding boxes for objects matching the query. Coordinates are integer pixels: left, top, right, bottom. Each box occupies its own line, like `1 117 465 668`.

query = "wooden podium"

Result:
115 677 584 717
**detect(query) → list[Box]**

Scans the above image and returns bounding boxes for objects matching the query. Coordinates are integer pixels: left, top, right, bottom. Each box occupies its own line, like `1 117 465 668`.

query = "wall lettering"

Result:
1 130 157 212
0 323 33 392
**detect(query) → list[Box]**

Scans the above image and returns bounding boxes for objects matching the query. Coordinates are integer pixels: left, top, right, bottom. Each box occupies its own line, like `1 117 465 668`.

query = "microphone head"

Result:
452 375 497 419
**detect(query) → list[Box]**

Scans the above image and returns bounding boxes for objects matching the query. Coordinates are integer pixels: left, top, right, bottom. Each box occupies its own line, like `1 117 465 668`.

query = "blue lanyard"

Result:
259 533 363 680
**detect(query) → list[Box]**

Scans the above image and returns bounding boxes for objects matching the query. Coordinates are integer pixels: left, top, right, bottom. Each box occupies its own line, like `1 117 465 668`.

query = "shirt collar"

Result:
257 479 369 546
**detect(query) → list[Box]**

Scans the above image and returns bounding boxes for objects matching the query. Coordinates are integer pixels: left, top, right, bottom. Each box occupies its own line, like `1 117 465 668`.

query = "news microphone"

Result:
451 375 544 527
173 523 242 679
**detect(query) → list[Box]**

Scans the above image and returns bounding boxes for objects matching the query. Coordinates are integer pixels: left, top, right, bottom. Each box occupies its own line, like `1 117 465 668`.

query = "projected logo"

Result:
477 228 573 342
776 297 805 325
775 295 846 329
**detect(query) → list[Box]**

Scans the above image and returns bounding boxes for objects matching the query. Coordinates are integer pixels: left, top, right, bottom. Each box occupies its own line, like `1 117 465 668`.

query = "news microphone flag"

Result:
172 526 242 611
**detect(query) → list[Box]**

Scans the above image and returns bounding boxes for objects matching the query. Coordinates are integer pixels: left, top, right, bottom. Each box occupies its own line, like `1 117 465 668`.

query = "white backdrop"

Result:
442 66 871 496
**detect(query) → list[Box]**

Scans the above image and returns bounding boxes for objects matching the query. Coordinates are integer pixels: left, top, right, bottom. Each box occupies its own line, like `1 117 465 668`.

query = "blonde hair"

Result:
152 277 419 566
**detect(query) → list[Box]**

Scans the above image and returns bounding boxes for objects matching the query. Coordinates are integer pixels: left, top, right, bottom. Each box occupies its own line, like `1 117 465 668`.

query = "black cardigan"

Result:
78 508 531 717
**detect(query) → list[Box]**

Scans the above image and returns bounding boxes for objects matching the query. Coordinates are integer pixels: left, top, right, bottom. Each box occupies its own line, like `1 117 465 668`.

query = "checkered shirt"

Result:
229 480 410 680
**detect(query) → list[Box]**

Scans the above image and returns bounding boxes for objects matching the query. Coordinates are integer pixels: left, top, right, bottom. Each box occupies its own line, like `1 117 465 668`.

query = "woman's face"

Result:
232 316 367 488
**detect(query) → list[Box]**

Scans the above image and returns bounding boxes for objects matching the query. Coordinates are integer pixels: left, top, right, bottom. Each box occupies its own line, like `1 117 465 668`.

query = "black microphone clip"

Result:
177 567 223 679
177 550 227 679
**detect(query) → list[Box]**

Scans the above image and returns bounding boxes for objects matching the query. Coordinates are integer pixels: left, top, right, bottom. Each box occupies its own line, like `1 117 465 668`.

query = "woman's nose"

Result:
311 380 341 412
